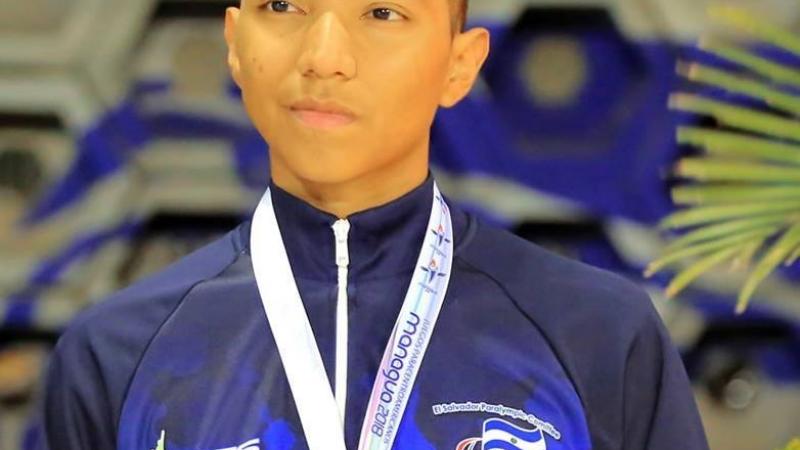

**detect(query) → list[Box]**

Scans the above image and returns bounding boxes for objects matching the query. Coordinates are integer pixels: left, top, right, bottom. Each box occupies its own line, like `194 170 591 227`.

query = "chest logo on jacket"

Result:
432 401 561 450
456 418 547 450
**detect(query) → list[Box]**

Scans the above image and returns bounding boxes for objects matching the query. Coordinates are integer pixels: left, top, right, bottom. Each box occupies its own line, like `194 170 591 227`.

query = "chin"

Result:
286 157 373 187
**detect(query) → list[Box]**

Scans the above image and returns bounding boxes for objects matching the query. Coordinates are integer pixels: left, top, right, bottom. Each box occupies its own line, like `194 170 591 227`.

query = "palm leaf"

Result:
659 200 800 228
737 222 800 312
730 241 762 271
777 438 800 450
676 159 800 183
677 127 800 164
646 226 778 277
665 244 747 299
785 242 800 266
678 62 800 115
661 215 786 251
648 6 800 312
709 5 800 55
672 185 800 205
699 39 800 88
669 94 800 142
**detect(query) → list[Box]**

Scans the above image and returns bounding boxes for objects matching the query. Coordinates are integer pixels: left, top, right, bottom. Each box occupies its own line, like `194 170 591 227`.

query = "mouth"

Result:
288 98 356 129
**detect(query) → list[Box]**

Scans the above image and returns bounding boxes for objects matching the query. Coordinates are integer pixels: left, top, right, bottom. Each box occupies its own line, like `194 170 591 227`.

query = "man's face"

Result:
225 0 484 187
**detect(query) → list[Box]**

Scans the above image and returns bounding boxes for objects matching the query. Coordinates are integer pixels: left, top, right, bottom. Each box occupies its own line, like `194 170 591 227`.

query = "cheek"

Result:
238 42 295 136
240 43 283 95
368 41 450 135
240 61 276 139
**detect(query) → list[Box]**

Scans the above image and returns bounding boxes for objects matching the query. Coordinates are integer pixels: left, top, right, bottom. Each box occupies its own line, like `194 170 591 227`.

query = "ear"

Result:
224 7 243 87
440 27 490 108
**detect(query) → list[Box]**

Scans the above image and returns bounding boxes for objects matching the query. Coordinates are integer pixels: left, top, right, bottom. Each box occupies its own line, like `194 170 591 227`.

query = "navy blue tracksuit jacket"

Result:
36 177 708 450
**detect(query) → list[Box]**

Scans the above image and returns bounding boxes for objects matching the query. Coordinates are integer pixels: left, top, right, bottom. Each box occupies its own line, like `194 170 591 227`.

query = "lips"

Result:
289 98 356 129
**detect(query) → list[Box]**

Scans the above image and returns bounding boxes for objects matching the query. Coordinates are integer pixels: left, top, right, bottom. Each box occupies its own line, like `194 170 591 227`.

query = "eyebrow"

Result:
378 0 435 15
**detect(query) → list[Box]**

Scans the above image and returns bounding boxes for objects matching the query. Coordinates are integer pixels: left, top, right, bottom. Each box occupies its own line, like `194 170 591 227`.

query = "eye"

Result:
367 7 405 21
262 1 302 13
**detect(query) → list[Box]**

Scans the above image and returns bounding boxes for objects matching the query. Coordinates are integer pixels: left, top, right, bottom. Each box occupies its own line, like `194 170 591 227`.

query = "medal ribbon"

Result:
251 183 453 450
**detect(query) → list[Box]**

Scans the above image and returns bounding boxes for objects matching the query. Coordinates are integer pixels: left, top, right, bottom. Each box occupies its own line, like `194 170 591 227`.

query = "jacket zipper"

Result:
332 219 351 426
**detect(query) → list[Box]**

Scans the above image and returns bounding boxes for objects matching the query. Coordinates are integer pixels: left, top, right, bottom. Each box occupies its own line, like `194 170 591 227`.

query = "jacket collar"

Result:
266 175 464 281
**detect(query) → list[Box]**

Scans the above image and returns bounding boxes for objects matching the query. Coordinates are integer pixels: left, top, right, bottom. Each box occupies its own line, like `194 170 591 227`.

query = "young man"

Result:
37 1 709 449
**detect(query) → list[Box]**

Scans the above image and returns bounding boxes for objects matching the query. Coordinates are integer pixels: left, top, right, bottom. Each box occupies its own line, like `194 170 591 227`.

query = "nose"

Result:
296 12 357 81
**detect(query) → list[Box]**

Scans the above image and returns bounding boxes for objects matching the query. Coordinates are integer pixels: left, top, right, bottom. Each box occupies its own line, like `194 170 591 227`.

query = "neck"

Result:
270 150 429 219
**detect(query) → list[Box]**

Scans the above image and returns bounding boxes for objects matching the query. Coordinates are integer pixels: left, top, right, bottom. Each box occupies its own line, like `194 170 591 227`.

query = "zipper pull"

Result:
333 219 350 268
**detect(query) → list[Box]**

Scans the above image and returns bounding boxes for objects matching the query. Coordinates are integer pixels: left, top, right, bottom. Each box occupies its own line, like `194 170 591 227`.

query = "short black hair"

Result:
453 0 468 32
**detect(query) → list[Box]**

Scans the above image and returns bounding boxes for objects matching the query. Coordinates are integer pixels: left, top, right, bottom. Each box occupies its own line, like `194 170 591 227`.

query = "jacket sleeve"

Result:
30 228 241 450
34 325 117 450
622 304 709 450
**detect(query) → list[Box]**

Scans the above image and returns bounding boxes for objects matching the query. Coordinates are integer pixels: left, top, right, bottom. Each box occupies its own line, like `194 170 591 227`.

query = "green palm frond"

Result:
777 438 800 450
709 5 800 54
669 94 800 140
677 62 800 115
647 5 800 312
677 127 800 164
699 39 800 88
